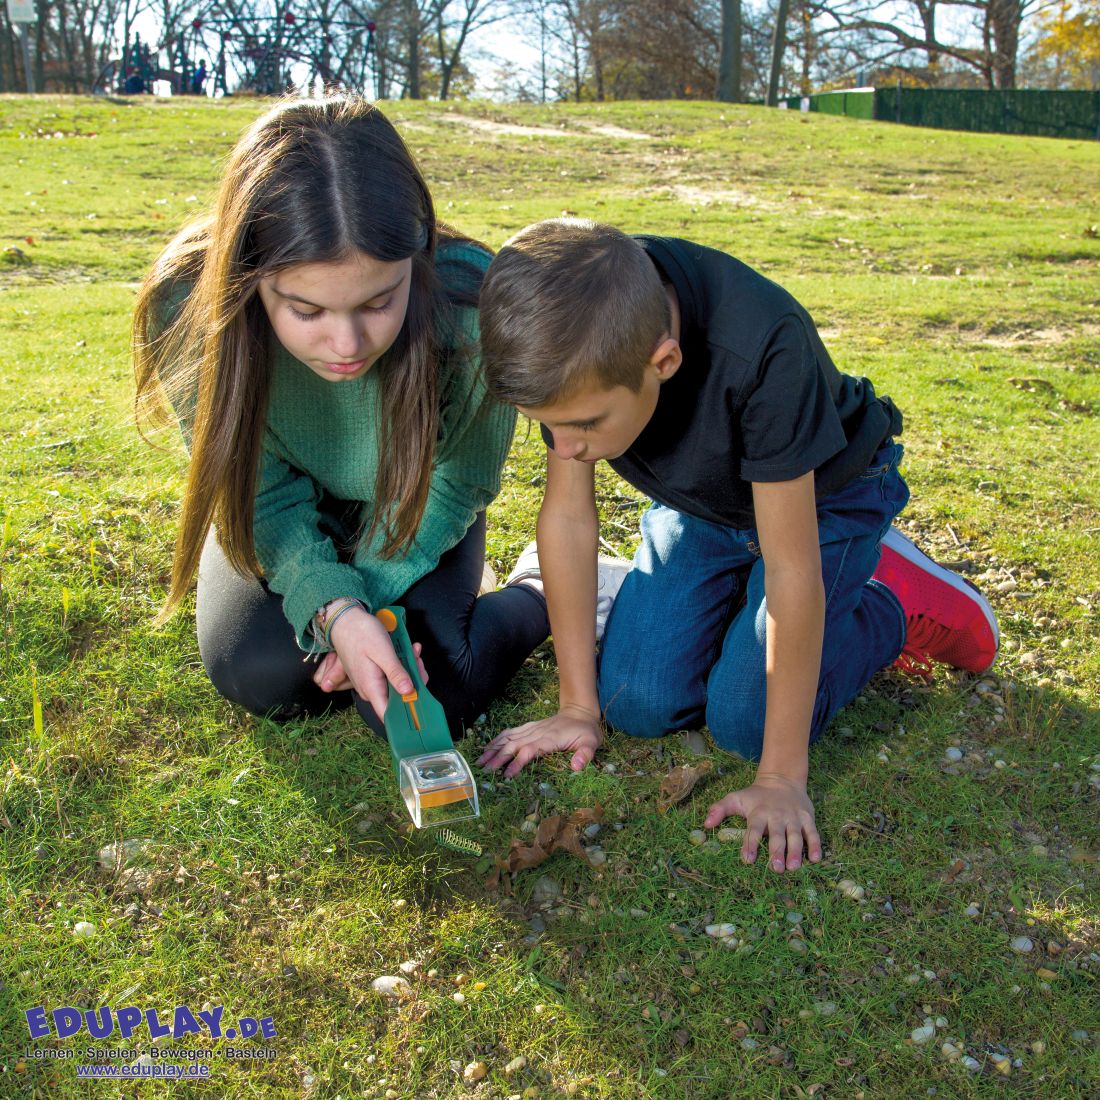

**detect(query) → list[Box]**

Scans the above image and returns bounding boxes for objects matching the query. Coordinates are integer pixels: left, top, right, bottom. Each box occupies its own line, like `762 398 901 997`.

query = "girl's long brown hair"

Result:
134 95 468 621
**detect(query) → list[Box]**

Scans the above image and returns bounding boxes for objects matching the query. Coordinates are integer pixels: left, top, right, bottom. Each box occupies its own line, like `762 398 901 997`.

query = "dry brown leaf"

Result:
484 806 603 893
657 760 713 812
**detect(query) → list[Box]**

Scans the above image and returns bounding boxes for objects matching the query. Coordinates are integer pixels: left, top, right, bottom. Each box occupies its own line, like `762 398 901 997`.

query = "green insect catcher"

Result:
375 606 480 830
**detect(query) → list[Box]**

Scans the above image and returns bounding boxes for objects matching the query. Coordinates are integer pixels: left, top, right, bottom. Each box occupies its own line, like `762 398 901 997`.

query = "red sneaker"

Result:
873 528 999 680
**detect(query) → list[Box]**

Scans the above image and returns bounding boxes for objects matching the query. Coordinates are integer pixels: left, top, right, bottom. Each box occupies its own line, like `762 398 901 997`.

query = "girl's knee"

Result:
201 643 315 721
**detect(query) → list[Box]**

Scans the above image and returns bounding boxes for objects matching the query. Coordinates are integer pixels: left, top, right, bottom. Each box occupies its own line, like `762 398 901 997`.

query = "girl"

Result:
133 95 550 734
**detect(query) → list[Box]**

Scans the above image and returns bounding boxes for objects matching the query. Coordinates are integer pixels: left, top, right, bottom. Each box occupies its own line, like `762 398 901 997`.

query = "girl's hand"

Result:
321 608 428 721
478 705 602 777
704 773 822 873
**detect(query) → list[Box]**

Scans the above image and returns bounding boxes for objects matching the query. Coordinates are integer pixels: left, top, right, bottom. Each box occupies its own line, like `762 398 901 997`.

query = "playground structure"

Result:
95 11 381 98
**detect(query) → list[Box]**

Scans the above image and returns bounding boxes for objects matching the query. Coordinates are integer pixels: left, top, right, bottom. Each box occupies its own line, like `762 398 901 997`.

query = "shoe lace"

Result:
893 614 954 682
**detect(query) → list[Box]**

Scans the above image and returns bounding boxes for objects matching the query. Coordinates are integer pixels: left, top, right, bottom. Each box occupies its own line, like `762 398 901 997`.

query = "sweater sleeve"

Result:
252 441 373 649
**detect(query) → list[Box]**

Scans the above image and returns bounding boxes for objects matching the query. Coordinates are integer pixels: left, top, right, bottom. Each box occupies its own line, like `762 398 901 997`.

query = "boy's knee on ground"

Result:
706 698 766 762
598 673 687 739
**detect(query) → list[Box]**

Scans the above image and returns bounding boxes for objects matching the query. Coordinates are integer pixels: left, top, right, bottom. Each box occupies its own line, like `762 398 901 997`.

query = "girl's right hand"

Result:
477 705 602 777
322 608 427 722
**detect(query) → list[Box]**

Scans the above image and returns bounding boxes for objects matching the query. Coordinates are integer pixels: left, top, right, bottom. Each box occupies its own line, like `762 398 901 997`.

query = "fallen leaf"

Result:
485 806 603 892
943 857 967 883
657 760 713 812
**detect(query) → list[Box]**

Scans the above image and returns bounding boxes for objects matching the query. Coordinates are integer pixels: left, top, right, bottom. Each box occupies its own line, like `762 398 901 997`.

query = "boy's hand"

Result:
704 774 822 873
477 705 602 777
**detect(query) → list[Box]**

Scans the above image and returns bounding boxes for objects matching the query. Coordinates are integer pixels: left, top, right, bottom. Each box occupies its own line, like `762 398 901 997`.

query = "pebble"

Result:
538 782 559 799
787 937 808 955
453 992 465 1004
371 976 411 999
97 839 149 871
681 730 710 755
583 823 601 839
785 911 803 924
1010 936 1034 954
911 1026 935 1044
965 903 981 918
1030 1040 1046 1055
1070 1029 1089 1042
531 876 562 907
935 1016 948 1028
740 1037 758 1051
991 1054 1012 1076
706 923 736 939
72 921 96 938
944 747 964 762
688 829 707 846
398 960 418 974
118 867 151 895
813 1001 837 1017
463 1061 488 1084
504 1056 527 1076
587 847 607 867
940 1042 960 1060
960 1056 981 1072
717 827 745 843
836 879 866 901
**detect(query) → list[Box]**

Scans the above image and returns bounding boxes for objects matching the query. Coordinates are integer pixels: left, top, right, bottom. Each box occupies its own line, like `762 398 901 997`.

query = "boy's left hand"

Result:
704 774 822 873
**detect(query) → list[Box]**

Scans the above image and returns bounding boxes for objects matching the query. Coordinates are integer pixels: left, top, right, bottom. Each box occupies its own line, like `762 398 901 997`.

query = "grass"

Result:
1 94 1098 1099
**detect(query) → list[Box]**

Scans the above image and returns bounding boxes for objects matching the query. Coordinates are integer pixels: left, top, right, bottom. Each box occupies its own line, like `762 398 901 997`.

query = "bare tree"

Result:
429 0 510 99
810 0 1044 88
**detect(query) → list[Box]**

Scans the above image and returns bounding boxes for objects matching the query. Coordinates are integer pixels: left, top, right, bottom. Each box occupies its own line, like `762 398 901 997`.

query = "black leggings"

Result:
195 513 549 736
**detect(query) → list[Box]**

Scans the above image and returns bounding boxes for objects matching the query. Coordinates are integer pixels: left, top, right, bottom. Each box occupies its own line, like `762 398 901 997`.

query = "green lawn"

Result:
1 94 1098 1099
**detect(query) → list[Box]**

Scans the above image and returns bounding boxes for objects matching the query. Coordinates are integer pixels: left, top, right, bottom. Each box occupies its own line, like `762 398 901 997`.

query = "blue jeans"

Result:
597 441 911 760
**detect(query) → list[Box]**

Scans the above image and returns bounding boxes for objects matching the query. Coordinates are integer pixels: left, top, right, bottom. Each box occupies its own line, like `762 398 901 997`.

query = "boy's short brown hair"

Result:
479 218 670 407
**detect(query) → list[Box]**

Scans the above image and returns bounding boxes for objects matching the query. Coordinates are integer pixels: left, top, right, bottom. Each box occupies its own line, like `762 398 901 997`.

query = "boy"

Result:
477 219 999 873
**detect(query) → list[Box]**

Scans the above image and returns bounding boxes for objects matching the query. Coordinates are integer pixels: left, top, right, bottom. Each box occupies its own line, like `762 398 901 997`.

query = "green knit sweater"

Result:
169 241 515 648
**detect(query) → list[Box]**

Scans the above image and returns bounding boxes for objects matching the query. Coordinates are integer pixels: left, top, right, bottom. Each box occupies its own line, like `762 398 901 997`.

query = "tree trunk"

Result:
716 0 741 102
406 0 421 98
918 0 940 75
799 0 812 95
987 0 1021 88
766 0 790 106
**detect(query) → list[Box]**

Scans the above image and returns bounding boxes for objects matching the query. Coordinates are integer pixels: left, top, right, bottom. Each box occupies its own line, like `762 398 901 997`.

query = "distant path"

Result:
434 114 653 141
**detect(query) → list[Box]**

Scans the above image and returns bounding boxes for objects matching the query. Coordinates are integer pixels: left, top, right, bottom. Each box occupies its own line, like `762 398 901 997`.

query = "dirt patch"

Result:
437 115 577 139
979 324 1098 347
575 121 653 141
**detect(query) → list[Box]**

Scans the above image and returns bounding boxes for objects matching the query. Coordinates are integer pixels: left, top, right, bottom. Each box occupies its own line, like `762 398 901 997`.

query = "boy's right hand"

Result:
478 705 602 777
320 607 427 722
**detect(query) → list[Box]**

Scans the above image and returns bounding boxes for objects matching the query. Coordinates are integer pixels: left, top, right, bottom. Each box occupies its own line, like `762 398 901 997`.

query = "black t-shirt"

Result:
545 236 902 529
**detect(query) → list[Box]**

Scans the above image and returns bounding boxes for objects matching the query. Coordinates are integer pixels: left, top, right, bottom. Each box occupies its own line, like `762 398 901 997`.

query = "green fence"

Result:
782 88 1099 140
